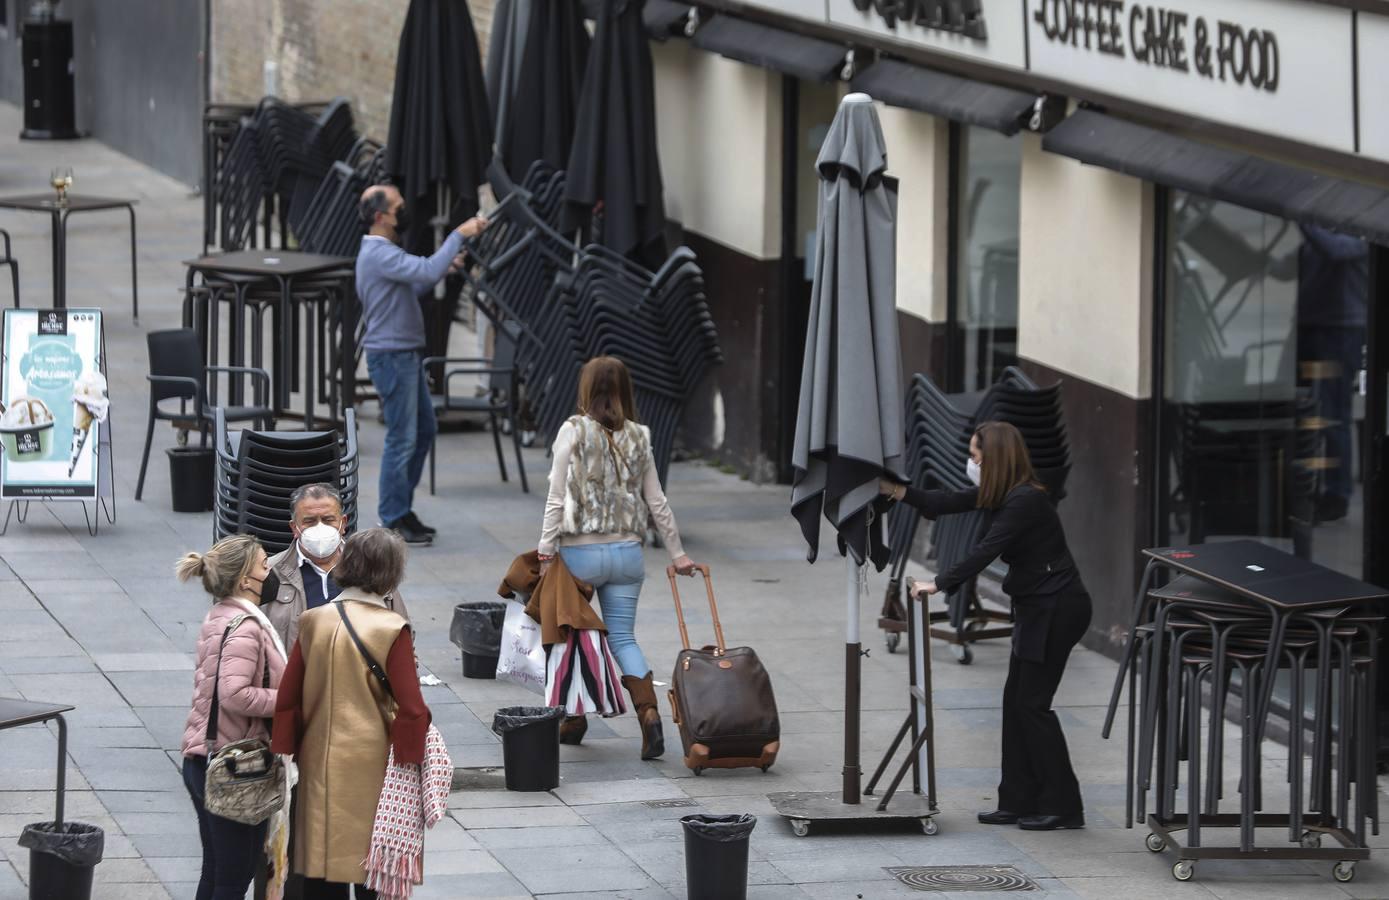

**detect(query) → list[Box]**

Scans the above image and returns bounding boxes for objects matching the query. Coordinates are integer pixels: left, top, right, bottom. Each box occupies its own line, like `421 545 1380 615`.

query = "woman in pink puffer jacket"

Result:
177 534 287 900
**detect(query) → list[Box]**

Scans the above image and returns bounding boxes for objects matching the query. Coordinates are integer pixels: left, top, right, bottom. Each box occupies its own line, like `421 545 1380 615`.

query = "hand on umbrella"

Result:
878 478 906 501
911 579 939 599
455 216 489 239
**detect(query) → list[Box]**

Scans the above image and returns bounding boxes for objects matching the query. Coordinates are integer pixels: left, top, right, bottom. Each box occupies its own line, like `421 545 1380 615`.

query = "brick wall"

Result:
210 0 497 142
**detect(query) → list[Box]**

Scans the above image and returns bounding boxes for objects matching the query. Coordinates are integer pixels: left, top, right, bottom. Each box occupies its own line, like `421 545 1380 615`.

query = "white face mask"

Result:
299 523 343 559
966 458 982 487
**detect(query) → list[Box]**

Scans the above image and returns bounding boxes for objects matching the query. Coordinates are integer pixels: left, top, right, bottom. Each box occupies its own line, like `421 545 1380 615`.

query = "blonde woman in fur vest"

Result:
538 356 697 757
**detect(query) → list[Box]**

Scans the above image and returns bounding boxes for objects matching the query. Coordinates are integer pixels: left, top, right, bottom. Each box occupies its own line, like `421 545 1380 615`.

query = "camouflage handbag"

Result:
203 614 284 825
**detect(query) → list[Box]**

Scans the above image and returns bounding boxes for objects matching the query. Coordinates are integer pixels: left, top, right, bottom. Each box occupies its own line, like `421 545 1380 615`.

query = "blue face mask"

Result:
966 458 981 487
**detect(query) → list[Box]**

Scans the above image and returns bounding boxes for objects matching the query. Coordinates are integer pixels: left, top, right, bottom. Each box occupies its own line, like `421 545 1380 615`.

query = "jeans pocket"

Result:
616 543 647 583
368 352 400 399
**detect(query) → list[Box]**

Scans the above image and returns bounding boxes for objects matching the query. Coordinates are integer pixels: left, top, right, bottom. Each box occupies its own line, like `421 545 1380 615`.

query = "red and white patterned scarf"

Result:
363 724 452 900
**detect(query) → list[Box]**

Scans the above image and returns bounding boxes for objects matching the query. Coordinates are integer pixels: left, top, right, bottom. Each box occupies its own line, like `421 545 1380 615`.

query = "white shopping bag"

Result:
495 600 546 695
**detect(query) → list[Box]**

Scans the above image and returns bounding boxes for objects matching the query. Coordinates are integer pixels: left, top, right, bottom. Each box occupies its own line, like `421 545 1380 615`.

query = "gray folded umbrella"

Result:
791 93 904 570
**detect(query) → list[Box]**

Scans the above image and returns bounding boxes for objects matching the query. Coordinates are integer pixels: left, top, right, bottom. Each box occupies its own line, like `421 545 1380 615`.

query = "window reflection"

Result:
956 126 1020 393
1164 193 1366 578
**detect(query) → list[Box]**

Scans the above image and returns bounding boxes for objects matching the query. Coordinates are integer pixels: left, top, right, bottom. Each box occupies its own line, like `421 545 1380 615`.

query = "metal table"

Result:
0 698 75 827
0 193 138 319
183 250 355 429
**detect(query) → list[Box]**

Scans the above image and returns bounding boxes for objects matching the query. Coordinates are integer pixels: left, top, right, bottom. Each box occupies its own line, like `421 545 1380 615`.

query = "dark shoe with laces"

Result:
977 810 1021 825
387 517 433 545
403 510 437 536
1018 813 1085 831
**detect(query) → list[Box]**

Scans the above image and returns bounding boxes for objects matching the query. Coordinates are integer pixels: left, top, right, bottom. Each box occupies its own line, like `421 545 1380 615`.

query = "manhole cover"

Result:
643 799 697 809
885 866 1039 892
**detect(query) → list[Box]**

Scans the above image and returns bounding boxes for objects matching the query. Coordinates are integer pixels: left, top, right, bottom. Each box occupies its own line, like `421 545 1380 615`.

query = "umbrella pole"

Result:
844 557 861 804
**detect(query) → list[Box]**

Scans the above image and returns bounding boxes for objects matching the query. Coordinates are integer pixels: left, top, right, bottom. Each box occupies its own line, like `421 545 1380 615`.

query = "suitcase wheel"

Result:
693 767 704 776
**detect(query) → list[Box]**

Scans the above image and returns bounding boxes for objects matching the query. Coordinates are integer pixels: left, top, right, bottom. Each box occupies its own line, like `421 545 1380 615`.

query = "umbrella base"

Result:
769 791 938 837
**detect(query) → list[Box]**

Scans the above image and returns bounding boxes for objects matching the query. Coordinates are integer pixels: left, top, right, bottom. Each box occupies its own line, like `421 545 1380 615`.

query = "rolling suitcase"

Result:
667 564 780 774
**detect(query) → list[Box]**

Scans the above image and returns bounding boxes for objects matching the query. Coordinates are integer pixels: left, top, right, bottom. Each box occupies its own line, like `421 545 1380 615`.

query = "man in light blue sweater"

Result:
357 185 486 544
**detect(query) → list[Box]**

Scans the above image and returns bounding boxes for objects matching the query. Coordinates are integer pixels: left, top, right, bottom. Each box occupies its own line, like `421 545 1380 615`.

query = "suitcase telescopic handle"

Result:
666 563 726 654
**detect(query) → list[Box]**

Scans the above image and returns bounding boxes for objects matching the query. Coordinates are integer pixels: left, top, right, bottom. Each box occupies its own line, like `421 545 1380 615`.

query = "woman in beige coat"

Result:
271 528 430 900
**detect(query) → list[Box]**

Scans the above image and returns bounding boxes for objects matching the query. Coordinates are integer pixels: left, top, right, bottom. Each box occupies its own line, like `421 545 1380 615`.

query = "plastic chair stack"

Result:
878 367 1071 663
212 407 360 553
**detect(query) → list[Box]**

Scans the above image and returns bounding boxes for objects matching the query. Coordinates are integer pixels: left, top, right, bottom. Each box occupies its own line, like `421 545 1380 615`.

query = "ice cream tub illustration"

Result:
0 397 56 460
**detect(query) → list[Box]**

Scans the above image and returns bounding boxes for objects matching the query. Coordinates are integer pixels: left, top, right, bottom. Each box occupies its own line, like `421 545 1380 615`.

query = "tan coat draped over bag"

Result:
290 590 406 884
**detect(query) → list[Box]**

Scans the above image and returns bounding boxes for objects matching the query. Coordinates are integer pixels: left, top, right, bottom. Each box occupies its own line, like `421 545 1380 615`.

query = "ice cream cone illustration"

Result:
68 371 109 477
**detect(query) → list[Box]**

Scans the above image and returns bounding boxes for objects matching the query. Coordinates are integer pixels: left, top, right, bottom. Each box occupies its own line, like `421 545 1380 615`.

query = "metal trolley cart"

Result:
1103 541 1384 882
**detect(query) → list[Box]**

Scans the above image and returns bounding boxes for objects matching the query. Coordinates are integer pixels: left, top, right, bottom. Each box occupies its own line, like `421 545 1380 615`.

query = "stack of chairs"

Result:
212 407 360 553
878 367 1070 663
449 163 722 486
203 97 362 254
1117 571 1381 882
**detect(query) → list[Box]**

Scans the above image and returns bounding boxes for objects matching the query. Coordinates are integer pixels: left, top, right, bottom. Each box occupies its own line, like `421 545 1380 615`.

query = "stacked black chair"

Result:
1113 566 1381 883
135 328 273 502
212 407 359 554
878 367 1070 662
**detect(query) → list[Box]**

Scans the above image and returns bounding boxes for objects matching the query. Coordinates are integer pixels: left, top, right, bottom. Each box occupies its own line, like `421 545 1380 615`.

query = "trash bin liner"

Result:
491 706 565 734
681 813 756 842
450 601 507 655
682 814 754 900
19 822 104 867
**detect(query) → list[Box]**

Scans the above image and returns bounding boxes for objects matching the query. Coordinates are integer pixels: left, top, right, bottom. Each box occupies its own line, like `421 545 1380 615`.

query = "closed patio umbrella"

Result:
563 0 667 265
501 0 591 178
789 93 903 806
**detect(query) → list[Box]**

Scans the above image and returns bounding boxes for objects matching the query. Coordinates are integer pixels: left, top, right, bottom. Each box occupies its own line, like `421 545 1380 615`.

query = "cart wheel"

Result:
886 632 901 654
1172 861 1194 882
951 644 973 665
176 428 190 447
1145 833 1167 853
1299 831 1322 849
1333 862 1355 883
791 819 810 837
692 767 704 776
921 818 939 836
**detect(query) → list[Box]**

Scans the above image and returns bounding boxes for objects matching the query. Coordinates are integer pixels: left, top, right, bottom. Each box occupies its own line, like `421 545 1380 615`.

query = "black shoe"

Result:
403 511 437 536
977 810 1021 825
1018 813 1085 831
388 518 433 545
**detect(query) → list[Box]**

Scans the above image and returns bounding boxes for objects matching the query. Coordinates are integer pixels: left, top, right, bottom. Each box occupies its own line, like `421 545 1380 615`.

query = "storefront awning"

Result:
691 15 847 83
1044 109 1389 246
850 59 1037 136
644 0 691 39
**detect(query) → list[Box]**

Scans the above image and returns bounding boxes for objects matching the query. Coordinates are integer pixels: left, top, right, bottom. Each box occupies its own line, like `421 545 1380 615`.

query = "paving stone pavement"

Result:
0 101 1378 898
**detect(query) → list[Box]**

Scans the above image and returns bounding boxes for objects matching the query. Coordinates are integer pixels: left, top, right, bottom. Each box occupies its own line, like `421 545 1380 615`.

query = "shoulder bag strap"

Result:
334 601 394 699
205 613 249 753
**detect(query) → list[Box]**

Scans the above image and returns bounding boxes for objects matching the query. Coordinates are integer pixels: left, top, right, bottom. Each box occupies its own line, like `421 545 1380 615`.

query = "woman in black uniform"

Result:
882 420 1091 831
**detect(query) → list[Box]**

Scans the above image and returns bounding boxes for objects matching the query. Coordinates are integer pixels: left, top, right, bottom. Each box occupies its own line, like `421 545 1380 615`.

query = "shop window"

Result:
1161 192 1367 579
954 125 1020 393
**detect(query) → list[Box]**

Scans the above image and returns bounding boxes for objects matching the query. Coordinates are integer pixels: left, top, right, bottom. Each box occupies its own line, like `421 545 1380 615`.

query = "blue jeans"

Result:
367 349 436 525
559 542 649 677
182 755 268 900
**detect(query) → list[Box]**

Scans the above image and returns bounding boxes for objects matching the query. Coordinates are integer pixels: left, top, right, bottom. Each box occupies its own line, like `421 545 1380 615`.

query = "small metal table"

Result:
183 250 355 428
0 698 76 827
0 193 138 318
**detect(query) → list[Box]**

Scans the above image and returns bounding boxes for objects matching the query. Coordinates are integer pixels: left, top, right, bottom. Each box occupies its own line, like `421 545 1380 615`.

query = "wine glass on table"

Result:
50 167 73 206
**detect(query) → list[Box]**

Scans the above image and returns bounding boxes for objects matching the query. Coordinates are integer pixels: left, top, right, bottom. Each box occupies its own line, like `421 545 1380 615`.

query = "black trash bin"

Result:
681 814 756 900
451 601 507 678
19 821 103 900
167 447 215 513
492 706 564 792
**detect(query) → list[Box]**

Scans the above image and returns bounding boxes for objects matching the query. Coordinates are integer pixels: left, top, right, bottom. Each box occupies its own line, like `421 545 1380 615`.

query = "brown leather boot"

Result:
559 715 587 745
622 672 665 760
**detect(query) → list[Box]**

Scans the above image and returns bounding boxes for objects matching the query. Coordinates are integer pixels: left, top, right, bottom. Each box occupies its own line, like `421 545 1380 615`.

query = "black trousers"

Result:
997 587 1092 815
182 755 268 900
301 879 377 900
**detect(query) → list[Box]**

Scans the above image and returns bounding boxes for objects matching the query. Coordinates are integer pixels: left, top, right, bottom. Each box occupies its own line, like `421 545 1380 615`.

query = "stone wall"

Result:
210 0 497 142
